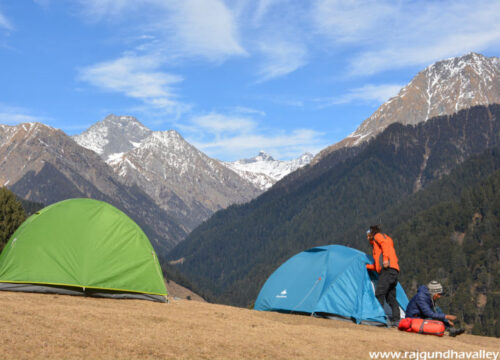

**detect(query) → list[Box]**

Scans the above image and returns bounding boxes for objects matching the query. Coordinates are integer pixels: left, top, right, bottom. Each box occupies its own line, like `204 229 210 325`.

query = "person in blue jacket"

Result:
406 280 465 337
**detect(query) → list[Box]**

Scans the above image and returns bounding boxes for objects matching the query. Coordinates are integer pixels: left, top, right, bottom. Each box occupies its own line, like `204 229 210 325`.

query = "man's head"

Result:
427 280 444 300
367 225 380 240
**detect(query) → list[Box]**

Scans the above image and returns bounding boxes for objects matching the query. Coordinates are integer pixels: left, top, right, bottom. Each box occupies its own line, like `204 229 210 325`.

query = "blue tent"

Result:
254 245 408 325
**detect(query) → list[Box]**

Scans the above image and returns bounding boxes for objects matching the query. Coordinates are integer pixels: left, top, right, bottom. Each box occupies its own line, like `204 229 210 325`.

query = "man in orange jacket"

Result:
366 225 400 326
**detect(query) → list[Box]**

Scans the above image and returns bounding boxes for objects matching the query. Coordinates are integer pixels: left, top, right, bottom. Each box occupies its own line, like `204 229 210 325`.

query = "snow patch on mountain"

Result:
73 123 109 155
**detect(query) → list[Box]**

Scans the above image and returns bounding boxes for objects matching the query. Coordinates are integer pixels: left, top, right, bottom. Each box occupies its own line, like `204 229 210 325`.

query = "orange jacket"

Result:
366 233 400 272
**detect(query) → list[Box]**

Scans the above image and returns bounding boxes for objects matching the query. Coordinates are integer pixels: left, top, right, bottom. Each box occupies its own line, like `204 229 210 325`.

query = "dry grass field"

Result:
0 291 498 360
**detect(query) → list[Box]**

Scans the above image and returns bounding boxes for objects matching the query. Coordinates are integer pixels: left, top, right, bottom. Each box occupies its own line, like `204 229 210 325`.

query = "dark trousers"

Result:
375 268 400 323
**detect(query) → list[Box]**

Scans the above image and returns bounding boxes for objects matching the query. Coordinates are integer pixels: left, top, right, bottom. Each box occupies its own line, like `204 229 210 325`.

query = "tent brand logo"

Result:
276 289 287 298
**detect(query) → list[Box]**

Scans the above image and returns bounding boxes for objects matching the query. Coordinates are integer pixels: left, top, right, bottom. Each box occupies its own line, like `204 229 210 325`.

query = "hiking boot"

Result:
449 327 465 337
386 319 400 328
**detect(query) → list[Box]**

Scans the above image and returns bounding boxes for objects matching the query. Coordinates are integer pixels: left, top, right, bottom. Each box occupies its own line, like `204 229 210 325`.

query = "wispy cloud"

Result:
231 106 266 117
256 39 308 82
0 103 50 125
77 0 250 119
181 111 325 160
264 95 304 107
313 0 395 44
79 55 187 116
78 0 246 62
316 83 403 108
78 0 141 20
313 0 500 75
33 0 52 9
246 1 311 82
162 0 247 61
252 0 284 27
190 113 256 134
0 9 12 30
78 1 315 84
350 30 500 76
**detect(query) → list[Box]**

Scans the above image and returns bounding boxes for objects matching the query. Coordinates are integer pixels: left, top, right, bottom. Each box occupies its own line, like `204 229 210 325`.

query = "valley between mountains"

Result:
1 52 500 337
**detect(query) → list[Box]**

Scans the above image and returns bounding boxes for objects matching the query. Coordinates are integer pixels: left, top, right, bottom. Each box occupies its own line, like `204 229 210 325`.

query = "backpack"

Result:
398 318 445 337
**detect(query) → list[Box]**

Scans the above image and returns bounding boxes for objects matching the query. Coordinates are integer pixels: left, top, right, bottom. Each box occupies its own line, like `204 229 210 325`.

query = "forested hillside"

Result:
0 188 43 249
0 188 26 251
388 155 500 337
358 148 500 336
168 105 500 337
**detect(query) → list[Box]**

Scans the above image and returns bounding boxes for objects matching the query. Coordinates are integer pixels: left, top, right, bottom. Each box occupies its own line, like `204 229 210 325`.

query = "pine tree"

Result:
0 187 26 250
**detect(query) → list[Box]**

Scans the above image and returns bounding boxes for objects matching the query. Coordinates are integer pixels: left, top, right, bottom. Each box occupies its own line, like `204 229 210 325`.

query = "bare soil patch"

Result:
0 291 498 360
165 280 205 302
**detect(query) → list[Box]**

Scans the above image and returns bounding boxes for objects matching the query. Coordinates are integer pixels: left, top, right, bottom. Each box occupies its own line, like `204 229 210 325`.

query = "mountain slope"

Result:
109 130 262 231
168 104 500 307
0 122 186 256
314 52 500 163
74 115 262 232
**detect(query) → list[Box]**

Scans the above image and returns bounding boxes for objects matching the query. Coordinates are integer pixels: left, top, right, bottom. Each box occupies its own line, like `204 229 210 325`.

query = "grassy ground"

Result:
0 291 498 360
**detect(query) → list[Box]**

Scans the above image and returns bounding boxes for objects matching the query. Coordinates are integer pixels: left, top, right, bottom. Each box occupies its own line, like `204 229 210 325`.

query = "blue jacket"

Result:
405 285 446 321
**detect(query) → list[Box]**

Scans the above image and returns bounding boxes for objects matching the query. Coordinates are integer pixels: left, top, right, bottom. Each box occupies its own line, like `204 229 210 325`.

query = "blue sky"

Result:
0 1 499 161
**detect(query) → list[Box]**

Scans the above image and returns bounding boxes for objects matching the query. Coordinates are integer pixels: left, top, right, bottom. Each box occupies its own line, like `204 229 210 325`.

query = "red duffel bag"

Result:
398 318 445 336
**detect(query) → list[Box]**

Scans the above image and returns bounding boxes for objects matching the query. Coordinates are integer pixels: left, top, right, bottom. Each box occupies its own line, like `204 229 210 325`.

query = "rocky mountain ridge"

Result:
314 52 500 163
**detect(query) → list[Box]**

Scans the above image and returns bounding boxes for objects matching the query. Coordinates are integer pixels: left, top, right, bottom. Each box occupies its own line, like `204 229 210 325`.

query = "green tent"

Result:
0 198 167 302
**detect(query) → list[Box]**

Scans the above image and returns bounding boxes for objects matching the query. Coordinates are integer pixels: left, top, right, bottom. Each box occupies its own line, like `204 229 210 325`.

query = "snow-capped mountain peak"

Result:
350 52 500 144
255 151 275 162
73 114 152 161
224 152 313 190
314 52 500 163
237 151 275 164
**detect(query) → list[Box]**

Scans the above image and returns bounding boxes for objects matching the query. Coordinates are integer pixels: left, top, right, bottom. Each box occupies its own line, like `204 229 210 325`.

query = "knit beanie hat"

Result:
427 280 444 295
